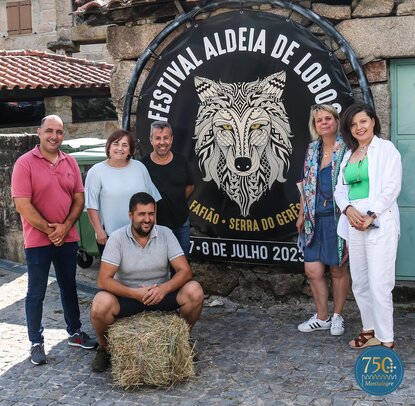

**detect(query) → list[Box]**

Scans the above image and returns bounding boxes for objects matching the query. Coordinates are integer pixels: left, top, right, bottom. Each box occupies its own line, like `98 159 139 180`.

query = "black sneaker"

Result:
68 331 98 349
91 346 110 372
30 343 47 366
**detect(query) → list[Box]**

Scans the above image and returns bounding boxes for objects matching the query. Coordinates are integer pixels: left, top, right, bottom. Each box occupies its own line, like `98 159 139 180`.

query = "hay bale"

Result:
107 311 195 388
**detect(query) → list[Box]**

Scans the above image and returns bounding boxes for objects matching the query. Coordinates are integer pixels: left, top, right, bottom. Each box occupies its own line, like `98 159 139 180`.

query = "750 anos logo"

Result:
354 346 404 396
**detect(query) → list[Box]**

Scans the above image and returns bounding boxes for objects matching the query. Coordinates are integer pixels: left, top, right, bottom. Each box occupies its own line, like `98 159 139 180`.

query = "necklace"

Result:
321 139 336 158
359 144 369 152
322 147 335 158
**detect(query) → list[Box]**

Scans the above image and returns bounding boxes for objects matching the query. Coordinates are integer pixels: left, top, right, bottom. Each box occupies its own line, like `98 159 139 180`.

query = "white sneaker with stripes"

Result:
330 313 345 336
298 313 331 333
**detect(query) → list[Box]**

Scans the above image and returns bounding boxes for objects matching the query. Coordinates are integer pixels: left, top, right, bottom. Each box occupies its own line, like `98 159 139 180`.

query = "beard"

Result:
132 222 154 237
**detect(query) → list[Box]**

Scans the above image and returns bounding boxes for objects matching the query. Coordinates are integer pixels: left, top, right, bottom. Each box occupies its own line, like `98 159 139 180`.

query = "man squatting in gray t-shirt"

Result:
89 192 204 372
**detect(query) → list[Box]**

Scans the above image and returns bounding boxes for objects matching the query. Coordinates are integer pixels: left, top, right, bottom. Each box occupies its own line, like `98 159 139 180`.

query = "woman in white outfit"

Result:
334 103 402 349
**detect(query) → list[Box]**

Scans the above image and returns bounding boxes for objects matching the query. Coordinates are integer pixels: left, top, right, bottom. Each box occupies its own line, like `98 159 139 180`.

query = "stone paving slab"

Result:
0 261 414 405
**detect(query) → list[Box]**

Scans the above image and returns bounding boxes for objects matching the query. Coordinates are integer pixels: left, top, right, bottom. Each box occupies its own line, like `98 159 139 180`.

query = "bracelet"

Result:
343 204 352 215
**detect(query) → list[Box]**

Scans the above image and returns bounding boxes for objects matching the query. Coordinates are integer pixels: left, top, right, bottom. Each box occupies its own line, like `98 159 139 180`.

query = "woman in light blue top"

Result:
85 129 161 255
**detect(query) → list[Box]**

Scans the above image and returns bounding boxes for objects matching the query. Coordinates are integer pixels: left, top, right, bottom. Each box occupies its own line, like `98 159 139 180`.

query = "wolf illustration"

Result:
193 72 293 217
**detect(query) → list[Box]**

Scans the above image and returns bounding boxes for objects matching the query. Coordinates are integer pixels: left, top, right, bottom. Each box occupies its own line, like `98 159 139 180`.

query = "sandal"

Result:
381 342 395 349
349 330 380 349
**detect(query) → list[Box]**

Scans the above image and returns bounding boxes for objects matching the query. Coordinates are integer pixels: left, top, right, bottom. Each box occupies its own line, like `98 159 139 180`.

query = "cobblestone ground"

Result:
0 259 414 405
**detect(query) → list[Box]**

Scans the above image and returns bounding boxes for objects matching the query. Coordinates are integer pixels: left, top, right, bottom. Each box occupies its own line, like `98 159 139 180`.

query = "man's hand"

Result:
48 222 69 246
141 284 167 306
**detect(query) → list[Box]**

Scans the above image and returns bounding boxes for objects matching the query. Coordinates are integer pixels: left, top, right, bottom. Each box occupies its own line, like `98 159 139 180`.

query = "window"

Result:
7 1 32 35
72 97 117 123
0 100 44 128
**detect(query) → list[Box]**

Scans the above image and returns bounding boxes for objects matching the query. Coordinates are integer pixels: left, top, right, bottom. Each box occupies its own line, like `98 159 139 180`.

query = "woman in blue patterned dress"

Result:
296 104 349 336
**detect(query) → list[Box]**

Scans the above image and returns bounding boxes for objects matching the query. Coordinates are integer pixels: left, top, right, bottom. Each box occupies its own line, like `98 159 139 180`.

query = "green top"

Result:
344 156 369 200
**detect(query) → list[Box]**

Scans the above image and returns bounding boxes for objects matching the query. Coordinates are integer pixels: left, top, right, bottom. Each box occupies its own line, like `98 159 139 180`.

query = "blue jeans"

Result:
25 242 81 344
171 218 190 257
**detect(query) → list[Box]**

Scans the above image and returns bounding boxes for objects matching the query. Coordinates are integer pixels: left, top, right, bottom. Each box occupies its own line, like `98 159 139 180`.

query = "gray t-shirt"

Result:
102 224 184 288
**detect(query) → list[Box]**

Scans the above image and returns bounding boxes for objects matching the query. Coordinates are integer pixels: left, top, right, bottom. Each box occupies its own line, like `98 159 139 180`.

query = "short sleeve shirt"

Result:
11 146 83 248
102 224 184 288
85 159 161 235
141 154 193 229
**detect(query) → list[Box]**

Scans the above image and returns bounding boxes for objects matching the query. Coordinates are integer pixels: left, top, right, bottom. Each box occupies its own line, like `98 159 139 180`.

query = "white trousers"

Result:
348 201 398 342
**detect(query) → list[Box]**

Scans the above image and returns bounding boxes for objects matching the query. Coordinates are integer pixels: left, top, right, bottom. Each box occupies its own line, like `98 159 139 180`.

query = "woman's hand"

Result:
345 206 365 230
95 230 108 245
296 213 305 233
361 214 375 231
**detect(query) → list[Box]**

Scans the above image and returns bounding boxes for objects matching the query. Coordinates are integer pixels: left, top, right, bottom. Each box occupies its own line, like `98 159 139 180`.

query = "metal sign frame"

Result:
121 0 374 265
122 0 373 130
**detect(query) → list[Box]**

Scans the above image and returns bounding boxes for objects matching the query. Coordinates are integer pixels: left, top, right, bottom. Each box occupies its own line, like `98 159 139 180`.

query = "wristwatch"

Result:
367 211 377 219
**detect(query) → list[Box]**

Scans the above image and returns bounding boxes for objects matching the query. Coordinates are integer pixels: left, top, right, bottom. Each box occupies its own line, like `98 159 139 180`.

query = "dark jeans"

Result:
25 242 81 344
170 218 191 277
172 218 191 257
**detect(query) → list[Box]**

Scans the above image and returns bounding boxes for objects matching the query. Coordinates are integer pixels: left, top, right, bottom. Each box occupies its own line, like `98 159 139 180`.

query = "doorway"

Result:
390 59 415 280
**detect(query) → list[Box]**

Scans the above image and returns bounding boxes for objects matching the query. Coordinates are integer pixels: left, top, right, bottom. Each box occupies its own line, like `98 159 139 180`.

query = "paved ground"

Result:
1 258 414 405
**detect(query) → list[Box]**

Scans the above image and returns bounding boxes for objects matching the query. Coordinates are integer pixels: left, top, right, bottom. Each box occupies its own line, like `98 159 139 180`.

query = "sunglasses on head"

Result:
311 103 325 111
310 103 334 111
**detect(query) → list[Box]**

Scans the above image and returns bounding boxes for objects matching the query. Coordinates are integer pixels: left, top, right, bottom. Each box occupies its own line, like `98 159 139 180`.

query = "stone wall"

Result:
2 0 414 306
0 93 116 265
101 0 414 305
108 0 415 138
0 134 38 263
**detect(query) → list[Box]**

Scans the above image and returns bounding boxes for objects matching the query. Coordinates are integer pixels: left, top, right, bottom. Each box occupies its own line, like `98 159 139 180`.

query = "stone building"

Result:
0 49 117 263
82 0 415 287
0 0 110 61
2 0 415 305
0 49 117 137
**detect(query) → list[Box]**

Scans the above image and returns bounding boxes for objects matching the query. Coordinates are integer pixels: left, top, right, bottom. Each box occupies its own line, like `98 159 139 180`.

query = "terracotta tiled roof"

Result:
74 0 200 15
74 0 108 15
0 50 112 91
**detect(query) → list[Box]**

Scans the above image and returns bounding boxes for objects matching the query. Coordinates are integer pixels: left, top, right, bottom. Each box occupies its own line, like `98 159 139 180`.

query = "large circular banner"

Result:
136 10 354 252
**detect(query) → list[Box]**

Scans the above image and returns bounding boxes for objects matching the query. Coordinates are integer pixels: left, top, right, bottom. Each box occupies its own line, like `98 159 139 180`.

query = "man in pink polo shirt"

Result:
11 115 97 366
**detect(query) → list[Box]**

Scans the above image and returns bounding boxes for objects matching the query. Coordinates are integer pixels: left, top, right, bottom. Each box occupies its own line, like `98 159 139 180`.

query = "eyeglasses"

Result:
367 223 379 229
343 159 363 186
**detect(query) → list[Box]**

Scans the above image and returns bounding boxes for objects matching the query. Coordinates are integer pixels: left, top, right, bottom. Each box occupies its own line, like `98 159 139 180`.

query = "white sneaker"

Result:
330 313 345 336
298 313 331 332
